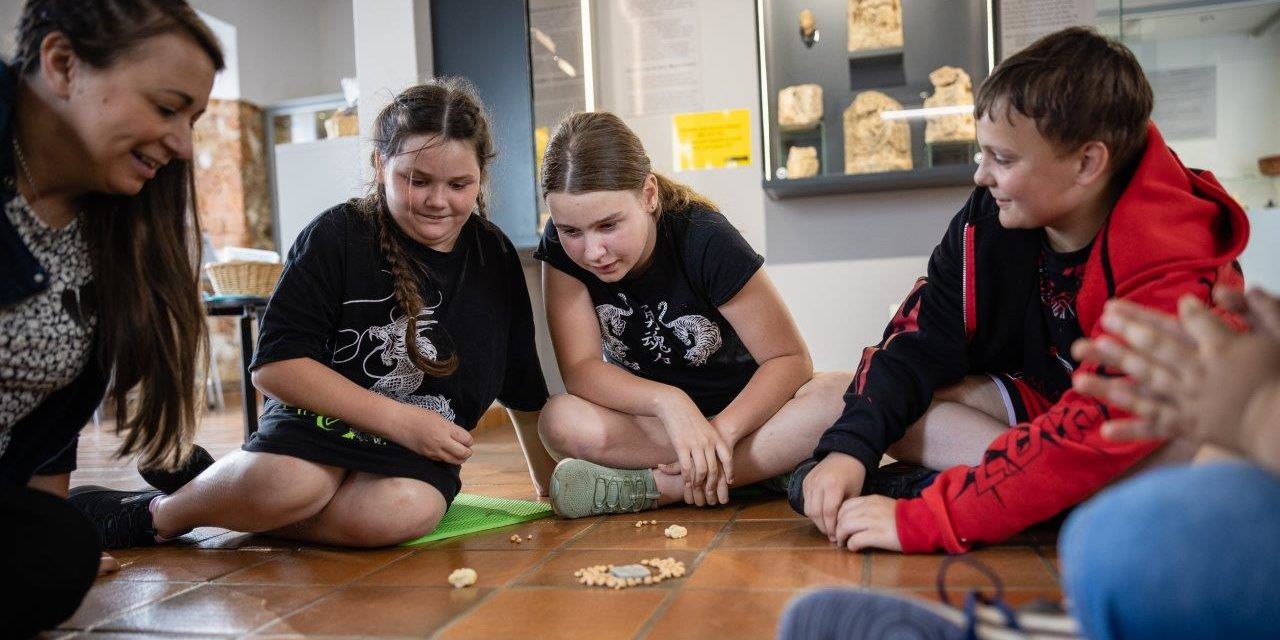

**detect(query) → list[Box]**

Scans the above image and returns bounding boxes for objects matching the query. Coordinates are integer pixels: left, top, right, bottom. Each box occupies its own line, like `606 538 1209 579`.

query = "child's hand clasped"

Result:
801 452 867 542
396 405 474 465
655 397 733 507
834 494 901 552
1072 291 1280 451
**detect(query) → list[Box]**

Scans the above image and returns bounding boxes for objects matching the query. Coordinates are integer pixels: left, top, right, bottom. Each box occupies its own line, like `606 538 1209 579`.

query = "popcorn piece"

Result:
575 557 687 590
447 568 477 589
664 524 688 539
509 534 522 544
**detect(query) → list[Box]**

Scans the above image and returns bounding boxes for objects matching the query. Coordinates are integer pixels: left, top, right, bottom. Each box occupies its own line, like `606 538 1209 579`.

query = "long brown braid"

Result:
354 78 496 377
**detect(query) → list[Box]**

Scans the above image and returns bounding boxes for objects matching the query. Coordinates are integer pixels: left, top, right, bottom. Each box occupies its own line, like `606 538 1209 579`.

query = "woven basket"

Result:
1260 154 1280 177
205 261 283 298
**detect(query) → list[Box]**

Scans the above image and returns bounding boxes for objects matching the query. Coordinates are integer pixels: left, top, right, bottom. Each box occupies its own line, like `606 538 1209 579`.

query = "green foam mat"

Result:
401 493 554 546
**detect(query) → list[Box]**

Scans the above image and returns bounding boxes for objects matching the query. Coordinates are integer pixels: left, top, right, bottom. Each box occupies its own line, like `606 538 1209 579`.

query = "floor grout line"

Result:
69 581 207 635
67 409 1065 637
632 517 734 639
427 516 607 639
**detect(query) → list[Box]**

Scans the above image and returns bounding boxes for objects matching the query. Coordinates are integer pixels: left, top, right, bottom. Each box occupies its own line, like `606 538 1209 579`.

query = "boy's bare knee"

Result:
797 371 853 399
801 370 853 400
934 375 1007 422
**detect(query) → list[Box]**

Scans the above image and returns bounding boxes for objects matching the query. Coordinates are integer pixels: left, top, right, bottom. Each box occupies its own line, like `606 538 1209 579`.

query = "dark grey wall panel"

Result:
431 0 540 249
764 184 971 264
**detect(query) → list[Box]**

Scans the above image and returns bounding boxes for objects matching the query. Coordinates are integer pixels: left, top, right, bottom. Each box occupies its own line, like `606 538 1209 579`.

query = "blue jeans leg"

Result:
1060 462 1280 640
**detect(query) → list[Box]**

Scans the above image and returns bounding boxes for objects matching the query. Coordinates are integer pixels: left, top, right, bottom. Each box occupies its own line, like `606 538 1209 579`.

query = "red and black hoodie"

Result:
815 124 1250 553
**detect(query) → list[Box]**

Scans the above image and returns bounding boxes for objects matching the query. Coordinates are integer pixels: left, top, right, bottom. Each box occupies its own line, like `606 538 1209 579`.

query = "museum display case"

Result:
756 0 993 198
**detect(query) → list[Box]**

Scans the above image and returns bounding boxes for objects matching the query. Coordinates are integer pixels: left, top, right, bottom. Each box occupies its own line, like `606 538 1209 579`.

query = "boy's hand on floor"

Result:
834 495 901 552
1073 294 1280 452
802 452 867 541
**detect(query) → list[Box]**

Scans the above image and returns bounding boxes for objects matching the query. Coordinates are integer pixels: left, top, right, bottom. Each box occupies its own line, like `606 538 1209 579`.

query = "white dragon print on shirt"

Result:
333 280 457 426
594 293 723 368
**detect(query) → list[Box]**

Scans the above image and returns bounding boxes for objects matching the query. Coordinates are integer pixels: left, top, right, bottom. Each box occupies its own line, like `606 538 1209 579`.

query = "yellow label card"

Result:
672 109 752 171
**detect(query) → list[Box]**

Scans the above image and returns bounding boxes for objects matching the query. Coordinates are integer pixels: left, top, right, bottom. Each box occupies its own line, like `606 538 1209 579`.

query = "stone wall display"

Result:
193 99 274 390
194 99 273 251
924 66 976 144
785 146 820 178
847 0 904 53
843 91 912 174
777 84 824 129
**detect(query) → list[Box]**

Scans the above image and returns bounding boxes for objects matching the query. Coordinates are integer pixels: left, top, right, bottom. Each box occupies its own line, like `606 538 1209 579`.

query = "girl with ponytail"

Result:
534 111 850 519
69 79 553 554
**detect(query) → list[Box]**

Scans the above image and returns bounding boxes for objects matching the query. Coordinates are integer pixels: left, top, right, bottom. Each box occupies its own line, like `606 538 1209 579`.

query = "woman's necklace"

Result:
13 137 41 203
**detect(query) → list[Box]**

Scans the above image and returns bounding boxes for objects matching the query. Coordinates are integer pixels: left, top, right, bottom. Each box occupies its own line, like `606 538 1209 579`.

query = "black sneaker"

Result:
68 486 163 549
787 458 818 515
139 444 215 495
862 461 939 499
787 459 939 515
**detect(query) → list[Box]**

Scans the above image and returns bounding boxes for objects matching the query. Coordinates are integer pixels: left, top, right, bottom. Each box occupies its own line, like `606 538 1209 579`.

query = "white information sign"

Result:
999 0 1096 59
615 0 702 116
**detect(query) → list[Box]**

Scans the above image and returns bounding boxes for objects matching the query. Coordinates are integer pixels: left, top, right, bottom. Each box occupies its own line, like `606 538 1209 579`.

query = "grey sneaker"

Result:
549 458 660 519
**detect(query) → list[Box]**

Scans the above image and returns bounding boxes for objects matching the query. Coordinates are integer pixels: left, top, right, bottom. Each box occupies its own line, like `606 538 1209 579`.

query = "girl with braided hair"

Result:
69 79 553 555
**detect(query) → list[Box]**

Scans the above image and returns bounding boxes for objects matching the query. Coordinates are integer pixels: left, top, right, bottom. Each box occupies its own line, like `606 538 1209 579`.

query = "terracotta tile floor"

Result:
52 406 1063 639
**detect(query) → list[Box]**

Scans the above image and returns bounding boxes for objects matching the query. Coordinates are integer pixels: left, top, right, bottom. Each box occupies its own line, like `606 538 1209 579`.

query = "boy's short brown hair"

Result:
975 26 1154 174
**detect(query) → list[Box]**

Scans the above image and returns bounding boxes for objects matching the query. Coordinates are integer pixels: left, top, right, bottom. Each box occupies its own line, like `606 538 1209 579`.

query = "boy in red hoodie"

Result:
792 26 1249 553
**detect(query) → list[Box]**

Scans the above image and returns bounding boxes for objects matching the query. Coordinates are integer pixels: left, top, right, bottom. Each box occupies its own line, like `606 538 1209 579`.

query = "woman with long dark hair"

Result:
0 0 224 635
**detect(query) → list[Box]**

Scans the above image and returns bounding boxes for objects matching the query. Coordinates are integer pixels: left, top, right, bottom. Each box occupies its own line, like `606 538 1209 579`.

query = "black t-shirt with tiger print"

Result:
535 205 764 416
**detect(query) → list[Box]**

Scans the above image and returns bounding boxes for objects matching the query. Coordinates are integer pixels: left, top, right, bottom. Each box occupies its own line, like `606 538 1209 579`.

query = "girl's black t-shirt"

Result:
248 202 547 484
535 205 764 416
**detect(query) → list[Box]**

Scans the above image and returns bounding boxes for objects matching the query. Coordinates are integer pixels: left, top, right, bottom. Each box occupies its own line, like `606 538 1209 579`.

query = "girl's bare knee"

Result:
339 482 446 547
538 394 607 460
539 394 583 453
232 455 337 520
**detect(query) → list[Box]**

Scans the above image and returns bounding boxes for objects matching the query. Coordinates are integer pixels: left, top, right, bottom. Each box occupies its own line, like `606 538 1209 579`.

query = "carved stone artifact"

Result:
799 9 818 47
924 66 976 144
785 146 820 178
847 0 904 52
777 84 823 129
844 91 912 174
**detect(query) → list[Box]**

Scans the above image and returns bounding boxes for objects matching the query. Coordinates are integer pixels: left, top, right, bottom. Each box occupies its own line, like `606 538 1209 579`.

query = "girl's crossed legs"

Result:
152 450 447 548
539 372 852 507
